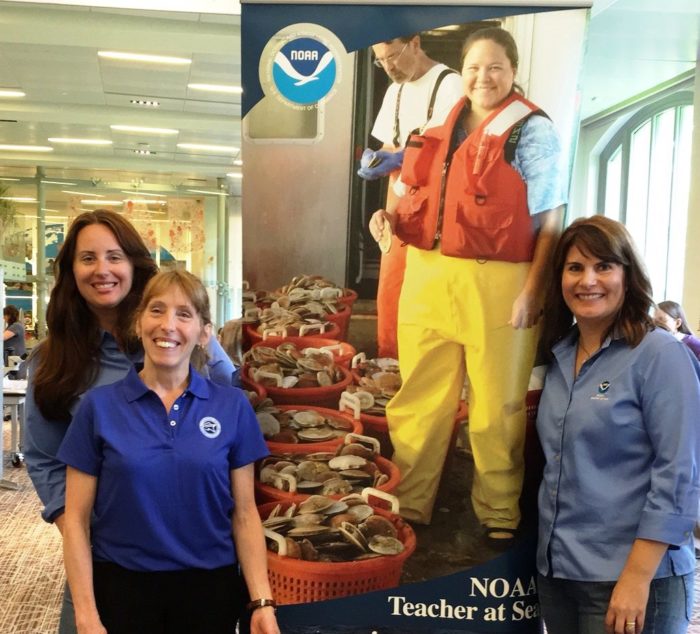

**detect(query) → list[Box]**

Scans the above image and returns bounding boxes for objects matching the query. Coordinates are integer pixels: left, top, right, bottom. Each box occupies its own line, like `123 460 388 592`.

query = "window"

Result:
598 92 693 301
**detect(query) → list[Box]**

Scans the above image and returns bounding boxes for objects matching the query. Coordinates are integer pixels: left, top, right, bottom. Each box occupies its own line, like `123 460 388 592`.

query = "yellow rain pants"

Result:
387 246 539 527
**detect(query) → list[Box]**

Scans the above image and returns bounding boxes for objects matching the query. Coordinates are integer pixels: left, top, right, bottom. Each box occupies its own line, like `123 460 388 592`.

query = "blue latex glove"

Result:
357 148 404 180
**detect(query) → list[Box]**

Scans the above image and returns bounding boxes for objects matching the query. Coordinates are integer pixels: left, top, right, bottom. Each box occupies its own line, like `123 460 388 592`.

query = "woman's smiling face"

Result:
561 244 626 332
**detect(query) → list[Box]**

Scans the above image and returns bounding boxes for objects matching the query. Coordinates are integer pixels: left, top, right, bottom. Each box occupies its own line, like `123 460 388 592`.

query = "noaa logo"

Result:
272 37 336 105
198 417 221 439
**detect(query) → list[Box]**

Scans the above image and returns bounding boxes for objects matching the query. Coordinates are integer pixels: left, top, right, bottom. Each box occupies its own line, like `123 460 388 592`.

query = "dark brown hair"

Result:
541 215 654 355
3 305 19 326
134 270 212 372
657 300 694 336
33 210 158 422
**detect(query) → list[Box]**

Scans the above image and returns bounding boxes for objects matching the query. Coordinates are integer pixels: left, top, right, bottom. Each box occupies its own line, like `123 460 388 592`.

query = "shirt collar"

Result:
122 364 210 403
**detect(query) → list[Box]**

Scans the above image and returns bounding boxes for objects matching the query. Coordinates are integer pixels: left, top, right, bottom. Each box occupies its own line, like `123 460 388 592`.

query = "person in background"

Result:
536 216 699 634
59 270 278 634
358 32 463 359
23 209 236 633
653 299 700 361
3 304 26 367
369 27 565 544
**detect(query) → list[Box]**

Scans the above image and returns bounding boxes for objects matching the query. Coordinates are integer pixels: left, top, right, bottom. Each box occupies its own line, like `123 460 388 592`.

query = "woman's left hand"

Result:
604 575 649 634
250 606 280 634
509 289 541 329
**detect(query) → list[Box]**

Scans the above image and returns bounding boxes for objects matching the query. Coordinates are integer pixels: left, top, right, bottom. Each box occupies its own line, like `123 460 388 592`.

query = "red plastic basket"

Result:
250 338 356 369
262 404 363 454
244 321 342 347
259 492 416 605
255 454 400 503
245 365 353 410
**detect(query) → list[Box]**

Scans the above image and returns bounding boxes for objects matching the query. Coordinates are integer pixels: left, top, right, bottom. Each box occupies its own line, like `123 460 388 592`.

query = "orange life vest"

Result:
395 93 542 262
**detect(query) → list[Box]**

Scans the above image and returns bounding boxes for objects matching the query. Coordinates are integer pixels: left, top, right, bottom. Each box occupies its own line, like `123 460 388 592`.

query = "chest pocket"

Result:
401 134 440 187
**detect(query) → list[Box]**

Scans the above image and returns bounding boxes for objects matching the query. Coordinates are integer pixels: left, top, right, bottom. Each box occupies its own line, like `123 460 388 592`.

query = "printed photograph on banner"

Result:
240 3 587 631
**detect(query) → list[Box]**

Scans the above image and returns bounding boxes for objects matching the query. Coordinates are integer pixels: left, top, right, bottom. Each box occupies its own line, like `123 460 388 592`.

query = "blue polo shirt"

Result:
537 327 700 581
57 365 268 572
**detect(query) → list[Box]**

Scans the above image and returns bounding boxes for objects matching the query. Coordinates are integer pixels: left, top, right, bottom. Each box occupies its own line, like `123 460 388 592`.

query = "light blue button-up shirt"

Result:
537 327 700 581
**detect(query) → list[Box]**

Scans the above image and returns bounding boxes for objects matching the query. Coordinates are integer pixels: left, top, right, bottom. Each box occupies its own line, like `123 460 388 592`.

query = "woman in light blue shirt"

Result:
536 216 700 634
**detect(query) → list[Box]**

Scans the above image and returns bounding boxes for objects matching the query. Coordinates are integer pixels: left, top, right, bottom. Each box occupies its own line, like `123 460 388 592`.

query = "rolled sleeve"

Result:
513 115 568 215
636 341 700 545
24 371 70 523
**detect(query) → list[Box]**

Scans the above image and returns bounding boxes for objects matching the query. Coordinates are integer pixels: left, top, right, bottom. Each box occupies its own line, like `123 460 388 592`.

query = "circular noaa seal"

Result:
259 24 344 109
198 416 221 439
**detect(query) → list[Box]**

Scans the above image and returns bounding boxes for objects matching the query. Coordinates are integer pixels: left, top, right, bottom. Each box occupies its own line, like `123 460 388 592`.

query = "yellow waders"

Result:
387 246 539 526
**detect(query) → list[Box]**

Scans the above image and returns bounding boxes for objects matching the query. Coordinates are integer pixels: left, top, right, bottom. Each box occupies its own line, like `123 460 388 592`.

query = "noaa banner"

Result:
241 2 588 632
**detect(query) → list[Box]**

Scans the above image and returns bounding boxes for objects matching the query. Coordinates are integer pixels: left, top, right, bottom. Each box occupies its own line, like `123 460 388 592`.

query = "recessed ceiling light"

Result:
130 99 160 107
0 196 37 203
0 144 53 152
133 149 155 155
81 199 124 205
48 138 112 146
177 143 238 153
186 189 228 196
111 125 179 135
188 83 242 95
0 89 26 98
98 51 191 65
119 190 166 197
62 190 104 197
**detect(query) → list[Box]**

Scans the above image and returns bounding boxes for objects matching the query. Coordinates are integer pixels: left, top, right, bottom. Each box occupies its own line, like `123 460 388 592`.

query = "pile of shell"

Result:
263 494 404 561
246 343 344 389
255 401 354 444
277 274 347 302
344 355 401 416
258 438 388 495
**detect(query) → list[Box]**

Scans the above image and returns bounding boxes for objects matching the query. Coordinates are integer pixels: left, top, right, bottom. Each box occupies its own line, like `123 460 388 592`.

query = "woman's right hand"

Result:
76 617 108 634
369 209 394 243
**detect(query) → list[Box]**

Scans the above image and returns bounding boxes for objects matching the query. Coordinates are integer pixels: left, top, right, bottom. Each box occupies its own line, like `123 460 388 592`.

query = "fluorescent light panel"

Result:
178 143 238 153
188 83 242 94
226 173 243 179
186 189 228 196
41 180 77 186
0 144 53 152
62 190 104 197
119 191 166 198
0 89 25 98
81 199 124 205
111 125 179 135
98 51 191 65
0 196 37 202
0 177 21 181
48 138 112 146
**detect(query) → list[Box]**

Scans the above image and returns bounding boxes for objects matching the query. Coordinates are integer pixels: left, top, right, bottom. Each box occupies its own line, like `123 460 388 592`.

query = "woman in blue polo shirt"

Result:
58 270 279 634
536 216 700 634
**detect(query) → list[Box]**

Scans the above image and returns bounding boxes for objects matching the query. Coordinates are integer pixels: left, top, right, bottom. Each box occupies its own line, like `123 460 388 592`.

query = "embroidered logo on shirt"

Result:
199 417 221 439
591 380 611 401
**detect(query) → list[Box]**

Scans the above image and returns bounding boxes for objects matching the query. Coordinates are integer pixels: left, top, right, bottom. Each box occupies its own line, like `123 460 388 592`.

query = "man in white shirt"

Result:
358 33 463 359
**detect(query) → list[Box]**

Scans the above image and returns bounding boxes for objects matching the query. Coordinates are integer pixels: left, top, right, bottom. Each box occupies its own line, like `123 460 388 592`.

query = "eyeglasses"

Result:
373 42 409 68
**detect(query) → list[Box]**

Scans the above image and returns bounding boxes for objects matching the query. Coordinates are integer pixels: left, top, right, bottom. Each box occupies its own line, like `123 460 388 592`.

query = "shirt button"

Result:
173 404 180 411
170 420 177 427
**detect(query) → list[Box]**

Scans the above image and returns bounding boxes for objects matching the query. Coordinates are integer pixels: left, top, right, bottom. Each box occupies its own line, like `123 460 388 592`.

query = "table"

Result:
2 379 27 491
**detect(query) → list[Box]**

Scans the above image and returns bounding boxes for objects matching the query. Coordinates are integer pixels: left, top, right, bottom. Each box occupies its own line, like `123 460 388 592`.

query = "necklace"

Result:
578 340 598 361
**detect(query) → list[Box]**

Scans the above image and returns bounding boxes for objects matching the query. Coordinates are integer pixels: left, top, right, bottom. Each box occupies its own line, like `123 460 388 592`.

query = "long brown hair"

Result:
541 215 654 355
134 270 212 372
33 210 158 422
656 300 694 336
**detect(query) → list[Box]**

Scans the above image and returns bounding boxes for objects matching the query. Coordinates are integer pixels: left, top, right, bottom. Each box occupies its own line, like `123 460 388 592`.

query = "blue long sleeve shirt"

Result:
537 327 700 581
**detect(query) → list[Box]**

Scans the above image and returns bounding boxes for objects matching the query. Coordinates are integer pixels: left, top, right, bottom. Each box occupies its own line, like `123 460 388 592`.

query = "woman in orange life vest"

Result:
369 26 566 545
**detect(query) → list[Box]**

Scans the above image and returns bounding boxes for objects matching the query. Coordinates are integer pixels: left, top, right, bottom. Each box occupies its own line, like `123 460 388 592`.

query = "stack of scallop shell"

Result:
245 342 345 390
258 439 389 496
263 494 405 562
255 400 354 444
345 356 402 416
277 274 346 301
